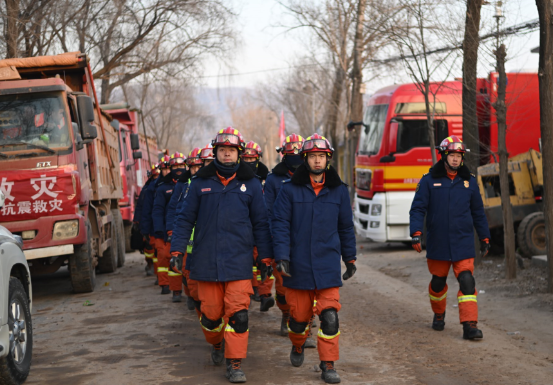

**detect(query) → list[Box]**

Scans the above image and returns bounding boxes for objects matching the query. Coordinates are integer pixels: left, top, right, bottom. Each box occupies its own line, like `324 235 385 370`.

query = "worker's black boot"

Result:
280 311 290 336
186 296 196 310
225 358 246 383
290 344 305 367
172 291 182 303
161 285 170 295
320 361 341 383
251 286 261 302
211 340 225 365
260 294 275 312
463 321 483 340
432 312 445 331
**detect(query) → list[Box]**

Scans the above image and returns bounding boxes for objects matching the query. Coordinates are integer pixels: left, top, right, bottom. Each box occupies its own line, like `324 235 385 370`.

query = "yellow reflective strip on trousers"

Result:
152 258 158 263
287 322 309 335
225 324 249 333
256 276 261 281
429 292 448 302
458 295 477 303
145 252 154 258
158 267 169 273
200 316 224 333
317 329 341 340
253 267 258 272
168 271 181 277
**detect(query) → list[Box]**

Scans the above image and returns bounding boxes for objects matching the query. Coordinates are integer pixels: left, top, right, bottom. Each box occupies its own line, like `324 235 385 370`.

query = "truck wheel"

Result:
113 209 126 267
98 216 118 273
70 219 96 293
0 278 33 385
517 212 546 258
124 223 134 254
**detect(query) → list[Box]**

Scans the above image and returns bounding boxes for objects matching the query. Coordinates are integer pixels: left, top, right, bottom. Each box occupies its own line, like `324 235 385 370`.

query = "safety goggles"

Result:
445 142 466 152
213 133 241 146
302 139 331 152
170 157 186 165
283 141 303 153
200 148 213 159
186 157 202 166
243 148 260 157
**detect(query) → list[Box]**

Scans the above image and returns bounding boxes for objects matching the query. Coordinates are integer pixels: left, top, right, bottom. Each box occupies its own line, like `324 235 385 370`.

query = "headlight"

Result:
53 220 79 240
371 204 382 216
370 221 380 228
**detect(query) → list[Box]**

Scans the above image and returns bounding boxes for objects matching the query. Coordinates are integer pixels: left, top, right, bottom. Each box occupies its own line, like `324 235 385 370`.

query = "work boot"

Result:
432 312 445 331
186 296 196 310
225 358 246 383
305 329 317 348
161 285 170 295
172 291 182 303
290 344 305 367
320 361 341 384
260 294 275 312
462 321 483 340
211 340 225 365
251 286 261 302
280 311 290 336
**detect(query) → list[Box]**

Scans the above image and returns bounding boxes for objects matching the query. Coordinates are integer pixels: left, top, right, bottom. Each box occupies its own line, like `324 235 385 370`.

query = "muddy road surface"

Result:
26 240 553 384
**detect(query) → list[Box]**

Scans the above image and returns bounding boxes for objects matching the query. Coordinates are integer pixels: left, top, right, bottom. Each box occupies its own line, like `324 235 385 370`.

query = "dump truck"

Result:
0 52 124 293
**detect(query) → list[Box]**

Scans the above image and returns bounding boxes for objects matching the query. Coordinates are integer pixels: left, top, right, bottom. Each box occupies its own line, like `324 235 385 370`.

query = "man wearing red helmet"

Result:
171 128 273 383
272 134 356 384
410 135 491 340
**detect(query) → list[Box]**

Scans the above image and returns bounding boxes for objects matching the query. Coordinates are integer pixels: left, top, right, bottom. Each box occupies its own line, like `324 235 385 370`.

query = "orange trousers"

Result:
155 238 170 286
427 258 478 323
198 280 253 359
286 287 341 362
147 236 158 278
273 263 289 313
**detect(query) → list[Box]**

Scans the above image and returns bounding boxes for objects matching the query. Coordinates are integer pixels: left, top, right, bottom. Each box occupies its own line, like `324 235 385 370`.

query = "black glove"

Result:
276 260 291 277
166 232 172 243
132 222 140 232
143 236 151 249
342 262 357 280
480 239 491 258
259 263 268 283
412 235 422 253
170 253 183 273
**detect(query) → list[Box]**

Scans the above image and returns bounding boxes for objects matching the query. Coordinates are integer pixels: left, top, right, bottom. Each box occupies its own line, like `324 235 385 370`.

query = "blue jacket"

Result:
409 160 490 262
140 175 162 236
152 173 177 239
171 161 273 282
132 177 154 223
272 164 356 290
165 170 191 234
264 161 292 227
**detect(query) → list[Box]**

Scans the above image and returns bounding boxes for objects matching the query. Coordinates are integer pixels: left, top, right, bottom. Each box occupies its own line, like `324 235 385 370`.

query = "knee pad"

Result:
194 300 201 312
457 270 475 295
288 316 308 334
430 275 447 293
200 314 222 331
276 293 287 305
228 309 248 333
319 308 339 336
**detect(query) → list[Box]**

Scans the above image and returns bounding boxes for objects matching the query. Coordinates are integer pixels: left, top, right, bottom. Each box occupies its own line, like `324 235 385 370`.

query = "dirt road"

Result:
25 240 553 384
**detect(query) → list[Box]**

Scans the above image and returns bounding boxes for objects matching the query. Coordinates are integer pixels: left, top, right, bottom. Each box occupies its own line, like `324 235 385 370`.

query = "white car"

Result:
0 191 32 384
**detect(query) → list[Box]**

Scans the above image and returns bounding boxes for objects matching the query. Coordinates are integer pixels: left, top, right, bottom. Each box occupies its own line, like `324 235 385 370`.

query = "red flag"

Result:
278 110 286 147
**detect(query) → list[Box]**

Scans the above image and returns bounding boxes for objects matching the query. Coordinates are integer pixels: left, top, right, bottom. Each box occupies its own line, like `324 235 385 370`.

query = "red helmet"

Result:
200 143 214 160
279 133 304 155
186 147 203 166
169 152 186 166
212 127 245 151
159 155 171 169
150 163 160 177
436 135 467 155
242 141 262 159
301 134 334 157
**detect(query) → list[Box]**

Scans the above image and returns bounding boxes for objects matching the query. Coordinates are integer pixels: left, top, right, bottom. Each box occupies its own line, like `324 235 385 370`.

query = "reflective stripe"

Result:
458 295 477 303
168 271 181 277
429 292 448 302
287 322 309 336
256 276 261 281
318 329 341 340
269 275 275 280
158 267 169 273
153 258 158 263
253 266 258 272
145 252 154 258
313 299 317 308
225 324 248 333
200 316 224 333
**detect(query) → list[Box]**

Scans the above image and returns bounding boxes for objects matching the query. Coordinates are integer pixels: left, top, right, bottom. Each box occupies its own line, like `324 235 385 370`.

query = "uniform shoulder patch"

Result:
416 183 420 192
422 172 429 177
471 173 476 178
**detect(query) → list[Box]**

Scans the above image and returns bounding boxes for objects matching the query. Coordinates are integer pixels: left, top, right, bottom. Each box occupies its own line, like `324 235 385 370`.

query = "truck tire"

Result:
70 219 96 293
98 216 118 273
124 223 134 254
113 209 126 267
517 212 546 258
0 278 32 385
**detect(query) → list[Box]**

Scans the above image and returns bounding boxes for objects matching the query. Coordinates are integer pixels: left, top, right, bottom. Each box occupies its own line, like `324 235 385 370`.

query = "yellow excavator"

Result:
477 149 544 257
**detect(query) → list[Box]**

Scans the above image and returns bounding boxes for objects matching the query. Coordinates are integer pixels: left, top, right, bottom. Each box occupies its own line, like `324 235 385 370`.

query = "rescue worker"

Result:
134 163 159 276
241 141 273 310
166 148 203 309
409 135 491 340
272 134 356 383
199 142 215 166
264 134 304 335
170 127 273 383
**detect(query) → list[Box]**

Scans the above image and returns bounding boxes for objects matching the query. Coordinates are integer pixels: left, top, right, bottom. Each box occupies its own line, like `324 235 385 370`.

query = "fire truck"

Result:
0 53 124 293
352 73 541 243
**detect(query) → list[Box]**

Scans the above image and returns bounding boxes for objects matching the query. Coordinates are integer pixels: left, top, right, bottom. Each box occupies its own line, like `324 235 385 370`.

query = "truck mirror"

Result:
0 190 4 209
132 151 142 160
388 122 399 154
111 119 120 131
130 133 140 150
77 95 98 141
73 122 84 150
347 121 365 131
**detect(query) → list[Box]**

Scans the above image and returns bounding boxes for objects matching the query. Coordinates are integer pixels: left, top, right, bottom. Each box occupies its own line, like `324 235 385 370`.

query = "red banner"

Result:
0 169 77 222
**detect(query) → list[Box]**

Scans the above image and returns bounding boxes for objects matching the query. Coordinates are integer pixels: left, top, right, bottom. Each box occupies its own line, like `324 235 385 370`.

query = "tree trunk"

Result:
422 82 437 165
535 0 553 292
462 0 484 172
101 77 111 104
326 66 345 171
4 0 20 58
495 44 516 279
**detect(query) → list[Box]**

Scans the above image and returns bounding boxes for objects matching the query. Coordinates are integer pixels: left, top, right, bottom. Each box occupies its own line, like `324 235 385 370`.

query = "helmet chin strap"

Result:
304 157 329 175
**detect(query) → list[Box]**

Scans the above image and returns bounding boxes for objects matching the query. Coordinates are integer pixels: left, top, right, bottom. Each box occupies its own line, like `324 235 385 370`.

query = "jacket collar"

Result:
256 161 269 180
272 161 290 176
195 160 256 181
430 159 471 181
291 164 343 188
178 169 191 183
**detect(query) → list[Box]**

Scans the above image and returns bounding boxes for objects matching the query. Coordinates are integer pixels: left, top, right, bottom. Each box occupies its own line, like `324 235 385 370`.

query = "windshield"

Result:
396 120 448 153
0 92 72 153
358 104 388 155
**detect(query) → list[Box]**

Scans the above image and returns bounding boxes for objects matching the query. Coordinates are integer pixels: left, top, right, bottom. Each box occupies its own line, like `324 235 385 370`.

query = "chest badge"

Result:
464 181 469 188
433 183 441 187
240 184 247 192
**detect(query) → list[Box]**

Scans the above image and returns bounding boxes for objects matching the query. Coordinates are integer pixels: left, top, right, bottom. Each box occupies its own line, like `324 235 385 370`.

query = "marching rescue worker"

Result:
134 163 159 276
170 128 273 383
166 148 203 309
264 134 304 335
241 141 273 310
272 134 356 384
409 135 491 340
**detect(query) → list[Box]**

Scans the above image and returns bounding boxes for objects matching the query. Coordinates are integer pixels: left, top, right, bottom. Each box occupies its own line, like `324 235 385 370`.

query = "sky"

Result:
201 0 541 94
